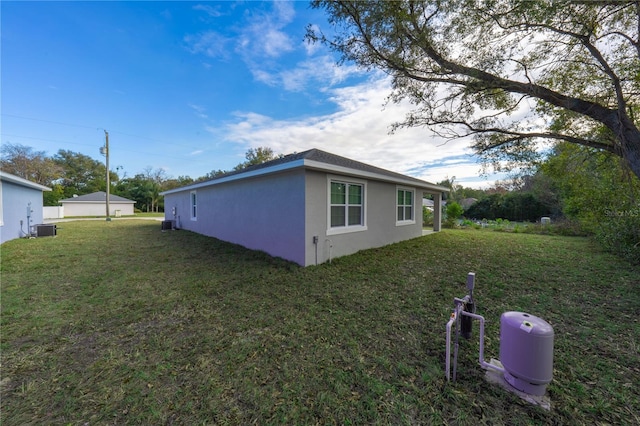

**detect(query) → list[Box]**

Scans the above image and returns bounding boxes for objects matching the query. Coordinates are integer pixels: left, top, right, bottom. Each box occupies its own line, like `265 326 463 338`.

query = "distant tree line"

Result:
438 143 639 262
3 142 638 261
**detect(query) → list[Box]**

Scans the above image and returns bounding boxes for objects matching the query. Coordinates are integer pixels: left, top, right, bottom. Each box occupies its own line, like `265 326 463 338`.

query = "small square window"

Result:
397 188 414 224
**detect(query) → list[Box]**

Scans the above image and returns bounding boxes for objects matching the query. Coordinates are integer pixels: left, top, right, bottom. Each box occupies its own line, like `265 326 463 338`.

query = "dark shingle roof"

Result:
204 149 437 186
60 191 135 203
162 148 448 194
302 149 433 186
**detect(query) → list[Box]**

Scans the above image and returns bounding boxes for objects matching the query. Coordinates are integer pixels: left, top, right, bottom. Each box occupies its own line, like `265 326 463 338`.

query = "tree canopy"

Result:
1 144 283 210
0 143 61 186
308 1 640 179
233 147 281 171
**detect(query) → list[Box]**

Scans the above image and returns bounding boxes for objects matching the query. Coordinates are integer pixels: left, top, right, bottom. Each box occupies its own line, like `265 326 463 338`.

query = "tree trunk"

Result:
624 135 640 182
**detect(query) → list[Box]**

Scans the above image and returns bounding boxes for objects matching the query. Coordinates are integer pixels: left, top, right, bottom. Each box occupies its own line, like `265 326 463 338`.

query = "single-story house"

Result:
0 171 51 244
59 191 136 217
161 148 448 266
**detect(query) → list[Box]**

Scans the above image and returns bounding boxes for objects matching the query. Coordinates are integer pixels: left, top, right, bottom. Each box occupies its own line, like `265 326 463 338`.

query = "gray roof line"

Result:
0 171 52 191
162 148 448 194
59 191 135 203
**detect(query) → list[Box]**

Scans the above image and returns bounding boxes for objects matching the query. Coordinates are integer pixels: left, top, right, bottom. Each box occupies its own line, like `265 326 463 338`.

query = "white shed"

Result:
59 192 135 217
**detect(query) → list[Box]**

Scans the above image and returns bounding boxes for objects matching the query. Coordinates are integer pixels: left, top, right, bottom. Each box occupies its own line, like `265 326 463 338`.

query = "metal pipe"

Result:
453 309 460 381
445 311 456 381
459 310 505 373
445 302 465 381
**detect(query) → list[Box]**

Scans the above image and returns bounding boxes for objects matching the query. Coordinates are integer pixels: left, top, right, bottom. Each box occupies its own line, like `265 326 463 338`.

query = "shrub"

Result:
444 202 463 227
594 210 640 264
422 206 434 227
465 192 551 222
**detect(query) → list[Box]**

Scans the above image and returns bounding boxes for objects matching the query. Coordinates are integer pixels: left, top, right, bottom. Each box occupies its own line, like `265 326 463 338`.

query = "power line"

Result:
1 113 97 130
1 113 208 151
0 132 201 162
1 113 228 176
0 133 97 149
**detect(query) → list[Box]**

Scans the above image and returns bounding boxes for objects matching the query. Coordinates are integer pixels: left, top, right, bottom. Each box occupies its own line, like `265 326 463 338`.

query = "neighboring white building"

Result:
161 149 448 266
0 171 51 244
59 192 135 217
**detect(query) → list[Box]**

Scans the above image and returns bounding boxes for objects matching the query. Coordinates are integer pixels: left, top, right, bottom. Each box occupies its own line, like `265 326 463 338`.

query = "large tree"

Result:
308 1 640 179
0 143 62 186
233 147 281 171
53 150 111 198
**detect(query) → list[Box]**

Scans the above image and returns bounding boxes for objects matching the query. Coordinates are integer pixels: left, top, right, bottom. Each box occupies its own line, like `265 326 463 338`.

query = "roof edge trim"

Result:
0 171 52 191
302 159 449 192
160 159 305 195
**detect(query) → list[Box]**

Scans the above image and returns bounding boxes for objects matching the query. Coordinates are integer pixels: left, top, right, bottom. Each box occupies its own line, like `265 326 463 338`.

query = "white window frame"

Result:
327 176 367 235
396 186 416 226
190 190 197 221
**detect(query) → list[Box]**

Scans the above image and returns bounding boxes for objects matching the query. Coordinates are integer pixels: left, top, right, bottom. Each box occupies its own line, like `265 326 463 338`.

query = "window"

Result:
397 188 415 224
190 191 197 220
328 178 366 234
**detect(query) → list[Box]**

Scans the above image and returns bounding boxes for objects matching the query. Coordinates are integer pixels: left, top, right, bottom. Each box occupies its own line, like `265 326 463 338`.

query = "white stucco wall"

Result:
304 170 424 266
61 202 134 217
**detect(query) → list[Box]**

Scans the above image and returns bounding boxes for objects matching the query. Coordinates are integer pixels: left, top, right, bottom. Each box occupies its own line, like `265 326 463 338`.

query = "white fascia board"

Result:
160 159 306 196
302 159 450 193
0 171 52 191
159 157 449 196
62 201 136 204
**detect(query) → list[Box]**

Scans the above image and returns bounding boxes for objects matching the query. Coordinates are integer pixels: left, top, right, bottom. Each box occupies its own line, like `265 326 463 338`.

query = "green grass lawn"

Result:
1 221 638 425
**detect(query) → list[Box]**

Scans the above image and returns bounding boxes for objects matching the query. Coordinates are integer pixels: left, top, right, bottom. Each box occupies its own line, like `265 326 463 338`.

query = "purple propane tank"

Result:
499 311 554 396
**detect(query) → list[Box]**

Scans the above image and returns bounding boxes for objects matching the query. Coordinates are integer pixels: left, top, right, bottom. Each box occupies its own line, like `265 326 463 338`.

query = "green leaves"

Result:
311 0 640 179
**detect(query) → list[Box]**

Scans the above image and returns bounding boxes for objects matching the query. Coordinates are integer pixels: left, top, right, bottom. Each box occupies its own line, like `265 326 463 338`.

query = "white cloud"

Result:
193 4 222 18
303 25 322 55
185 2 359 93
279 55 362 92
188 103 208 119
223 76 498 188
184 31 230 59
238 2 295 60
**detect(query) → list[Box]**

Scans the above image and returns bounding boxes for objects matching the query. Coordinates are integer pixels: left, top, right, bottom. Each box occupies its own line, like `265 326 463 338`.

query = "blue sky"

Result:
2 1 502 187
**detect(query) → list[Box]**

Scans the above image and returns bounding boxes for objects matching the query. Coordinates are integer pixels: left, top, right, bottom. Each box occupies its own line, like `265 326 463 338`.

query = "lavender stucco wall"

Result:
164 170 306 265
1 181 45 244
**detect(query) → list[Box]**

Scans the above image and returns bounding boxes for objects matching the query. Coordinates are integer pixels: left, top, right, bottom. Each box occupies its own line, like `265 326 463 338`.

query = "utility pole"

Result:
101 130 111 221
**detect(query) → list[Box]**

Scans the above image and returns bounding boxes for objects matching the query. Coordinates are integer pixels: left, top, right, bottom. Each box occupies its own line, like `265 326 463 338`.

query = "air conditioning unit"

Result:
161 220 175 231
35 224 57 237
